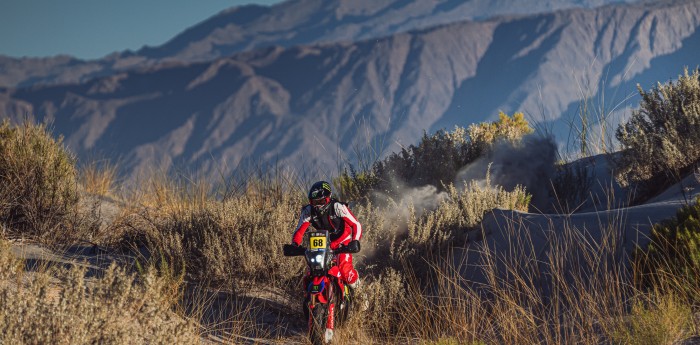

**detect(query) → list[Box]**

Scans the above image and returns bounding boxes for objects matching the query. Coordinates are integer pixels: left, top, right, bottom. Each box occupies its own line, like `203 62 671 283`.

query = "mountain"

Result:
136 0 644 62
0 0 642 89
1 0 699 179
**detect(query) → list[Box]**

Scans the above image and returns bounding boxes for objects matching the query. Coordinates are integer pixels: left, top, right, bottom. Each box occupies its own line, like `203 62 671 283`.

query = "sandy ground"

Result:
458 155 700 289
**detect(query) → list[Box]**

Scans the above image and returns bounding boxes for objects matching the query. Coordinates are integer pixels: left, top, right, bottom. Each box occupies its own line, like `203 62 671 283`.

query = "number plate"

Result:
310 236 326 249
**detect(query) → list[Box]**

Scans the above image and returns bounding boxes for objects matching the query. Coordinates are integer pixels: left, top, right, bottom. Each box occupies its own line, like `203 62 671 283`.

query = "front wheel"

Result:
309 304 331 345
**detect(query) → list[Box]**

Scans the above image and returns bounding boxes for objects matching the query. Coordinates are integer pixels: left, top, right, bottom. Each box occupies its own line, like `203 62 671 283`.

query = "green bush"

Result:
0 120 80 241
378 128 470 191
637 196 700 292
615 68 700 198
610 293 694 345
467 111 533 158
334 167 380 202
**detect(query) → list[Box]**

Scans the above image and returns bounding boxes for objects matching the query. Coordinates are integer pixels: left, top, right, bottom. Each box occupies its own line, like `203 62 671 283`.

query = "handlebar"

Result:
283 244 305 256
282 240 360 257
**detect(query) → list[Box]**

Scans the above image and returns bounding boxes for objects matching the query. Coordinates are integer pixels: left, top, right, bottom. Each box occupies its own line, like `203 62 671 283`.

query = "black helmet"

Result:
308 181 332 211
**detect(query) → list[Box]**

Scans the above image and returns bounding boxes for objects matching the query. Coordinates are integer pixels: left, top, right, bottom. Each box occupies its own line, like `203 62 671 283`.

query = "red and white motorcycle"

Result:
283 230 359 345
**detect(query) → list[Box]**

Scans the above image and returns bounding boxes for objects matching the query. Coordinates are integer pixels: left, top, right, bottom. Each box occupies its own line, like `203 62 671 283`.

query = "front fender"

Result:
308 276 330 304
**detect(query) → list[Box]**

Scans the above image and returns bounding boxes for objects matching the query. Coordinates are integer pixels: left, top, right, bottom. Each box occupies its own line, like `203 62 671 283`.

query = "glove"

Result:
345 240 361 253
283 242 305 256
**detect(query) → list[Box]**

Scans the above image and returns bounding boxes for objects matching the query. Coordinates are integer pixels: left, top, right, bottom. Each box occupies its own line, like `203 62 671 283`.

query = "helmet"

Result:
308 181 332 211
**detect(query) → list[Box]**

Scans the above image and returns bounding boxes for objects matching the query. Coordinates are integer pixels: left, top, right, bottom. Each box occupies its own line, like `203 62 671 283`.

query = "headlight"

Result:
315 254 324 263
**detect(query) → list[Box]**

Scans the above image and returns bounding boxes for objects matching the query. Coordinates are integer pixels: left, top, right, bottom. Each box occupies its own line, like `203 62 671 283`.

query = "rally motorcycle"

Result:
283 230 359 345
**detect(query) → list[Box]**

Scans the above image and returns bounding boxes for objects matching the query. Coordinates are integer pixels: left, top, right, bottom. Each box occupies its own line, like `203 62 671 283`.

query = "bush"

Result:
615 68 700 197
339 112 534 200
0 238 200 344
334 167 380 203
384 128 469 189
548 158 596 213
610 293 694 345
636 196 700 293
0 120 81 241
467 111 533 158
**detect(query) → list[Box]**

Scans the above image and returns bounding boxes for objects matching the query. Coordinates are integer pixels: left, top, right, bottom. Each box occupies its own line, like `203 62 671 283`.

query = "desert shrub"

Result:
358 266 409 338
466 111 533 158
338 112 534 201
636 196 700 293
353 169 530 270
0 239 200 344
0 120 83 241
615 67 700 198
334 167 380 203
378 129 470 192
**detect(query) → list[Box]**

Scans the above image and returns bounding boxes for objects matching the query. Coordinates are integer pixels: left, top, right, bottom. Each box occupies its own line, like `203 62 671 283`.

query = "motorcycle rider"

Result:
292 181 362 289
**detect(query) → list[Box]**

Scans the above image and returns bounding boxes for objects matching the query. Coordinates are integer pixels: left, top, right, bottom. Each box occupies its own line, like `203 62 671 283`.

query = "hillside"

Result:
1 0 698 179
135 0 644 62
0 0 642 88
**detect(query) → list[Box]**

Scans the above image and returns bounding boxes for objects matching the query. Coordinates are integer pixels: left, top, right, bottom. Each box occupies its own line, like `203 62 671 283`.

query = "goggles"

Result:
310 197 329 207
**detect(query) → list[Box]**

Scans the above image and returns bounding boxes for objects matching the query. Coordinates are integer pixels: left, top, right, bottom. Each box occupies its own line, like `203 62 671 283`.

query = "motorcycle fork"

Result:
307 288 336 331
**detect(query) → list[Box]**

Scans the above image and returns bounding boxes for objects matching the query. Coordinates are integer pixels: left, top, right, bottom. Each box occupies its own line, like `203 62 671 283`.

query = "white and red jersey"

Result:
292 200 362 249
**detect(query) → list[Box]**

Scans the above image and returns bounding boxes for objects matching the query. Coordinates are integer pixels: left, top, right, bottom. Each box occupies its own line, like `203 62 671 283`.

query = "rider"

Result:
292 181 362 289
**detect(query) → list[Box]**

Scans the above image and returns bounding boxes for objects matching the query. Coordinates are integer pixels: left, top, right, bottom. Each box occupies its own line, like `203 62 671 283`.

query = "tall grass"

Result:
376 207 699 344
112 169 307 292
80 160 119 197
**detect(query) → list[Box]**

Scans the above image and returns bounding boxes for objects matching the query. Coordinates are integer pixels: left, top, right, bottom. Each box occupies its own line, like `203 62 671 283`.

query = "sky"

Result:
1 0 283 59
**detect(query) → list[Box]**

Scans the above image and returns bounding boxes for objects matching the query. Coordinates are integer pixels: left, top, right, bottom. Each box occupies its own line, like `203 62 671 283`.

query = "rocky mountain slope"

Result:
1 0 699 179
0 0 641 88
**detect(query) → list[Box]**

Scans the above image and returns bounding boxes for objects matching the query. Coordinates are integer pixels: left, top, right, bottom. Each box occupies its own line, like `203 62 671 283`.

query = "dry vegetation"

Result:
0 120 97 244
1 69 699 344
615 67 700 199
0 239 200 344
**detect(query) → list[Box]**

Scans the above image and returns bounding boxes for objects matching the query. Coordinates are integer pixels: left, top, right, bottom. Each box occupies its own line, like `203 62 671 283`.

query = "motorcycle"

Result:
283 230 360 345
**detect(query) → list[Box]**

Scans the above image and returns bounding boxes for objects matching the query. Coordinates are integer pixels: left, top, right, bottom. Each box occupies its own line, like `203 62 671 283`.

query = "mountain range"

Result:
1 0 698 179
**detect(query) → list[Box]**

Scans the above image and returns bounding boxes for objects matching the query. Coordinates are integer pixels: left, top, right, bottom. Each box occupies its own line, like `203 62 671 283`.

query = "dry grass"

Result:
111 169 308 292
364 207 700 345
610 292 696 345
80 160 119 197
0 238 201 344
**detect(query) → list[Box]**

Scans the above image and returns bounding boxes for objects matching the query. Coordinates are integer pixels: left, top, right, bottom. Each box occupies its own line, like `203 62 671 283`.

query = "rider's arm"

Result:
292 206 312 245
336 203 362 241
